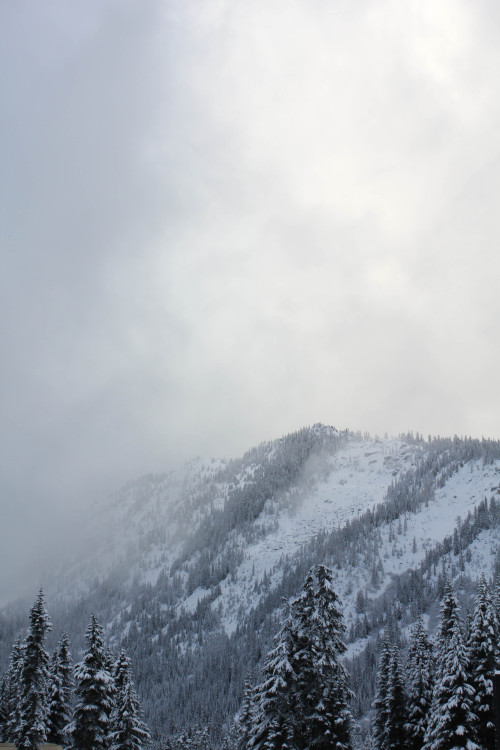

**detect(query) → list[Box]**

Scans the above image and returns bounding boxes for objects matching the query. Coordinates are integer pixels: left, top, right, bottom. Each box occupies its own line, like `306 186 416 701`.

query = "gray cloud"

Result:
1 0 500 600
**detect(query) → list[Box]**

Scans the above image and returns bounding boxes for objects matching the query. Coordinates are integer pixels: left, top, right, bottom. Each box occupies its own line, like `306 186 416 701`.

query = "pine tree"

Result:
221 721 241 750
109 649 150 750
113 649 130 700
248 604 298 750
292 565 352 750
69 614 115 750
17 588 52 750
237 680 256 750
192 726 211 750
405 617 433 750
435 579 458 654
467 574 498 750
423 582 479 750
248 565 352 750
384 649 408 750
372 633 391 750
0 672 9 741
46 632 73 745
2 636 25 742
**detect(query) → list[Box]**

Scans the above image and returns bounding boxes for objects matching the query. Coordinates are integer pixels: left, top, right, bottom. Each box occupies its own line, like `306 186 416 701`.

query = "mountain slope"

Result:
1 425 499 747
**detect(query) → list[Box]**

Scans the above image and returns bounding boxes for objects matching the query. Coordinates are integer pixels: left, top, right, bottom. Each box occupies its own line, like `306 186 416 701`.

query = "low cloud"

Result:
1 0 500 600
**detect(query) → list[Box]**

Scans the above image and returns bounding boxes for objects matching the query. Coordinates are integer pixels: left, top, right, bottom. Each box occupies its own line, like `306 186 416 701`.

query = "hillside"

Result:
1 425 499 747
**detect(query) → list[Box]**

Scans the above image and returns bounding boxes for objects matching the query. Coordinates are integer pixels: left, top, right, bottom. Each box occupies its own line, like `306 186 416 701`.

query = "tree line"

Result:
0 589 150 750
1 568 497 750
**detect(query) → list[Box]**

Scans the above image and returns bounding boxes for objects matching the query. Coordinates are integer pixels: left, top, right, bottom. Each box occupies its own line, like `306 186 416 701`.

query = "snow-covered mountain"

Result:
2 425 499 746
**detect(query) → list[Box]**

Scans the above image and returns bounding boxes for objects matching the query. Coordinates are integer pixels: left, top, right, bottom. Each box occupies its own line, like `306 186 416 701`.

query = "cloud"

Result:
1 0 499 598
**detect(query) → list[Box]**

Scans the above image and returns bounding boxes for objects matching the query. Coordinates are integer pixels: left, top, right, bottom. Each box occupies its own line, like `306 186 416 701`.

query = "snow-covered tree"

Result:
467 574 498 750
237 679 256 750
69 614 115 750
0 673 9 741
384 649 407 750
2 635 25 742
248 603 298 750
292 565 352 750
248 565 352 750
114 649 131 696
405 617 434 750
109 679 150 750
109 649 150 750
372 633 391 750
423 583 479 750
17 588 52 750
222 721 241 750
46 632 73 745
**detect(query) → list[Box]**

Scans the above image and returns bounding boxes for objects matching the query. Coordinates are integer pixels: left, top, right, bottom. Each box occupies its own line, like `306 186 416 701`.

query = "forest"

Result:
0 567 497 750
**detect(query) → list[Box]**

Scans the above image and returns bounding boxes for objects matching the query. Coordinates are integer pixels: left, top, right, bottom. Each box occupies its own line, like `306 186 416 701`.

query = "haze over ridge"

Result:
1 1 500 599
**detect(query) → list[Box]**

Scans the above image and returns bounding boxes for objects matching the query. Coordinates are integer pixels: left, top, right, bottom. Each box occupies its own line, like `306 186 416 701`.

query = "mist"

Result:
1 0 500 603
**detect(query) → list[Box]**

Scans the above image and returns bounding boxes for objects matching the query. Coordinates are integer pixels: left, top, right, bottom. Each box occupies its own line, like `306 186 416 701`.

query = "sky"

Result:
1 0 500 599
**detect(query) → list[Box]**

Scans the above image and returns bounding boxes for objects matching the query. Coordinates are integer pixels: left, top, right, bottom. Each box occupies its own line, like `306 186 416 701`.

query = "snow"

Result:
211 442 500 635
182 587 213 614
43 431 500 649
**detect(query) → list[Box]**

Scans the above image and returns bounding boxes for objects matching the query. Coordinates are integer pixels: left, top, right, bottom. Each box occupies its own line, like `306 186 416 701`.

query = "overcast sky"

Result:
1 0 500 598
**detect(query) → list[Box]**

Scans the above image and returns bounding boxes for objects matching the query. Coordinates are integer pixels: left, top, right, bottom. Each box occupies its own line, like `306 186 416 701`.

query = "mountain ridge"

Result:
2 424 499 746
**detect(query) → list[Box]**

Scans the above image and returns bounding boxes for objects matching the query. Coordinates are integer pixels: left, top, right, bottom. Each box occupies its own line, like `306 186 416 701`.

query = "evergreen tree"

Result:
191 726 211 750
248 565 352 750
46 632 73 745
2 636 25 742
109 648 150 750
292 565 352 750
109 679 150 750
435 579 458 655
467 574 498 750
237 680 255 750
221 721 240 750
423 583 479 750
0 672 9 741
384 649 408 750
17 588 52 750
372 633 391 750
114 649 130 695
248 604 298 750
405 617 434 750
69 614 115 750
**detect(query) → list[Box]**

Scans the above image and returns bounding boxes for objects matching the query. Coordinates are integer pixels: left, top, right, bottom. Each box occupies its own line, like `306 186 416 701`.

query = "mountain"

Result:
1 425 499 747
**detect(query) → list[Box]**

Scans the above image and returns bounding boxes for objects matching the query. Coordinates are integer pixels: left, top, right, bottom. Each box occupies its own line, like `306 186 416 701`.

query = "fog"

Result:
1 0 500 603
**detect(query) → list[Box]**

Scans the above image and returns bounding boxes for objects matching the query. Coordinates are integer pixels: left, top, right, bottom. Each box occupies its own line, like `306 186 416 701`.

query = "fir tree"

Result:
109 649 150 750
113 649 130 699
0 672 9 741
384 649 408 750
435 579 458 654
222 721 242 750
3 635 25 742
467 574 498 750
46 632 73 745
237 680 256 750
292 565 352 750
109 679 150 750
405 617 433 750
372 633 391 750
248 603 298 750
423 583 479 750
69 614 115 750
17 588 52 750
248 565 352 750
